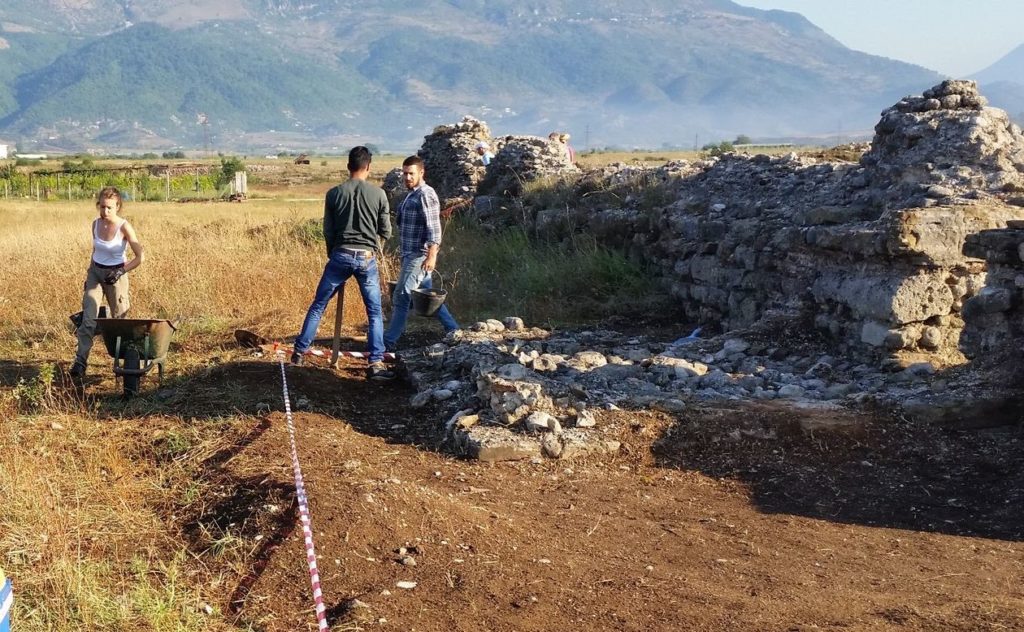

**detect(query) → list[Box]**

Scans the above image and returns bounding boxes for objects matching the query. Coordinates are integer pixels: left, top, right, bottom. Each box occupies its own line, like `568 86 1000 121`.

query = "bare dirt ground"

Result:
156 337 1024 632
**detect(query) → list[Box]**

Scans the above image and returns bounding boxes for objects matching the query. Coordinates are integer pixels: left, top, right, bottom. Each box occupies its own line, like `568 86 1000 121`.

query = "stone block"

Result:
457 426 543 462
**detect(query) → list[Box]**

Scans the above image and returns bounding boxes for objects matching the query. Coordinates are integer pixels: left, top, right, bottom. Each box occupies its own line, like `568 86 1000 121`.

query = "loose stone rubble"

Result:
399 317 1007 462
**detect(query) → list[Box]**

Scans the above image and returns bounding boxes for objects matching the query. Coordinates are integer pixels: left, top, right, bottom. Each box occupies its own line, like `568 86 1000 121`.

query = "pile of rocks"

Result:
863 80 1024 210
416 115 494 206
477 134 580 197
381 167 404 205
510 80 1024 364
399 317 979 462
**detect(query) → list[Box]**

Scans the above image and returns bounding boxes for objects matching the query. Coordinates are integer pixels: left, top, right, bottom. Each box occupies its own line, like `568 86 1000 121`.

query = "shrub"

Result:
701 141 734 156
289 218 325 247
8 364 55 413
217 156 245 188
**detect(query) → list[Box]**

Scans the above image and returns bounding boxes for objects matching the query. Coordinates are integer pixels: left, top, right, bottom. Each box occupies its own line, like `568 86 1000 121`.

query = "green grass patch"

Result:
288 217 326 247
521 176 578 211
442 220 666 326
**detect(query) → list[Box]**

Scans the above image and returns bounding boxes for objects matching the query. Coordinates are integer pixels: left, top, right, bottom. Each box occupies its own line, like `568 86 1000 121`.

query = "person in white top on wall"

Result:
70 186 145 377
475 140 494 166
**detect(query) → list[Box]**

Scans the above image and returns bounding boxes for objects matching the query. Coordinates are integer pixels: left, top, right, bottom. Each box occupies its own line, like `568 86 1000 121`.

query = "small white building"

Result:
0 143 8 160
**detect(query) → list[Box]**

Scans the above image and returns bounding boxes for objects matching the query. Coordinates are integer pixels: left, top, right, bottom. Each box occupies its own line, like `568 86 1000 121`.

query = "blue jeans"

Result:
384 254 459 350
295 249 385 363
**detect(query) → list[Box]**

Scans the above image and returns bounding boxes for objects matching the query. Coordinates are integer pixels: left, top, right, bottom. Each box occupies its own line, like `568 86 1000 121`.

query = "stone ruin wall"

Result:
376 81 1024 461
961 221 1024 359
387 115 580 207
383 116 494 208
476 135 580 198
418 116 495 206
466 80 1024 365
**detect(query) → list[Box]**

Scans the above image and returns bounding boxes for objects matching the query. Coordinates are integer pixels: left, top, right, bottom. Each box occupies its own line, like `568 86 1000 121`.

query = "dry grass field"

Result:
0 173 658 630
1 160 1021 631
0 198 322 341
0 196 333 629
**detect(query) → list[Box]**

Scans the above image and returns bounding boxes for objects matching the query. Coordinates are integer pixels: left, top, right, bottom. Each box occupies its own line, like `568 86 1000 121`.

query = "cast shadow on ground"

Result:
98 341 445 622
102 332 435 442
136 411 297 619
648 400 1024 542
0 359 36 387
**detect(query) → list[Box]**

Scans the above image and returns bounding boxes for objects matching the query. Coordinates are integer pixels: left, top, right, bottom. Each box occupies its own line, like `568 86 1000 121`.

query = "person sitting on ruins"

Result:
548 131 575 165
475 141 494 166
559 132 577 164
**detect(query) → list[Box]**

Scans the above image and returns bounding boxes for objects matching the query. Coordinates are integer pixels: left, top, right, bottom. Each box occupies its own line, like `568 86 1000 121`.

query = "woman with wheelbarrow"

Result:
70 186 145 377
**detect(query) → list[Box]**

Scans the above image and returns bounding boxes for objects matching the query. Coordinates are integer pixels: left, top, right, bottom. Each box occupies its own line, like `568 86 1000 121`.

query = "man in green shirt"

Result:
292 146 394 380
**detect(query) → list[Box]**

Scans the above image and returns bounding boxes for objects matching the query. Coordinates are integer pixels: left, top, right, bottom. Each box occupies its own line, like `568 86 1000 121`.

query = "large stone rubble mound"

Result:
488 80 1024 366
476 135 580 198
393 116 497 208
864 81 1024 209
390 115 580 214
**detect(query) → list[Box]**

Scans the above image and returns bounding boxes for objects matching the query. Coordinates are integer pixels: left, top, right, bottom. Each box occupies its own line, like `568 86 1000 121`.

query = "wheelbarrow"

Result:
94 318 176 397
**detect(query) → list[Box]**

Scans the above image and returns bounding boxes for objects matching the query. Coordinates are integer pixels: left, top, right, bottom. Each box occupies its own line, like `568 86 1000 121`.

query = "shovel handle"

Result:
329 284 344 368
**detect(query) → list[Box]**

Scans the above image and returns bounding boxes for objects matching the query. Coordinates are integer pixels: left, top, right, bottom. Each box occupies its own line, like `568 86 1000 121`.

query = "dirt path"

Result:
183 354 1023 632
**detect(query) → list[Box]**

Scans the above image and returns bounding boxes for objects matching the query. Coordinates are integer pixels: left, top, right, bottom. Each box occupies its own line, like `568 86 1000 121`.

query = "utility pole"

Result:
584 124 590 151
198 112 211 155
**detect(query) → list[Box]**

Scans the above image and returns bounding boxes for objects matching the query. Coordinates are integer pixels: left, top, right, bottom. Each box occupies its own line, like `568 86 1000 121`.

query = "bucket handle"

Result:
425 269 445 292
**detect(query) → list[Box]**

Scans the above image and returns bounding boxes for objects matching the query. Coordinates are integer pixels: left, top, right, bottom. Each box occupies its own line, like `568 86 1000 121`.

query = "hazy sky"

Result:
734 0 1023 77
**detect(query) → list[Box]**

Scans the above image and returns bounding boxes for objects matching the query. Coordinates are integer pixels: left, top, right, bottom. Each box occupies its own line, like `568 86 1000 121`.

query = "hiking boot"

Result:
290 352 305 366
367 362 395 381
69 361 86 378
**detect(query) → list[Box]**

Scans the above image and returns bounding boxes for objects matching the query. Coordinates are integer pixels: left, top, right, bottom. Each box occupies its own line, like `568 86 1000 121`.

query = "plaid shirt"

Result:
396 182 442 258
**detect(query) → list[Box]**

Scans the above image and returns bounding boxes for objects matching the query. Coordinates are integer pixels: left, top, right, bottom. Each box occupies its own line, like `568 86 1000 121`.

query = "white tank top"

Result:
92 219 128 266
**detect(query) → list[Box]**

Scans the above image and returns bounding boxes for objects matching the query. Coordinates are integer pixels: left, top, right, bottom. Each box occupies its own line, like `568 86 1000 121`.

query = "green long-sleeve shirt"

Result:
323 178 391 255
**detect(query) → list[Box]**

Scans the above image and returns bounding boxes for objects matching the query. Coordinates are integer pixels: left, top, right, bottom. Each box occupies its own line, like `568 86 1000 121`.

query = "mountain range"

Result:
0 0 1018 153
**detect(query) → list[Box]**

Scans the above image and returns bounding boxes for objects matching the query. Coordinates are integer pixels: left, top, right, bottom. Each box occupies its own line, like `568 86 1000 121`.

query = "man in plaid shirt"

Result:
384 155 459 350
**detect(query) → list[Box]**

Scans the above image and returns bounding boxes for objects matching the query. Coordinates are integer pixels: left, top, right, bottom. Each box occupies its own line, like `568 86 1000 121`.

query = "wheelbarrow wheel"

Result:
123 348 141 398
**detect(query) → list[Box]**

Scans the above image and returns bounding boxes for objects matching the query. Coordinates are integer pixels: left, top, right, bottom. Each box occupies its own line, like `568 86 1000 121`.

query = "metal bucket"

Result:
411 271 448 317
